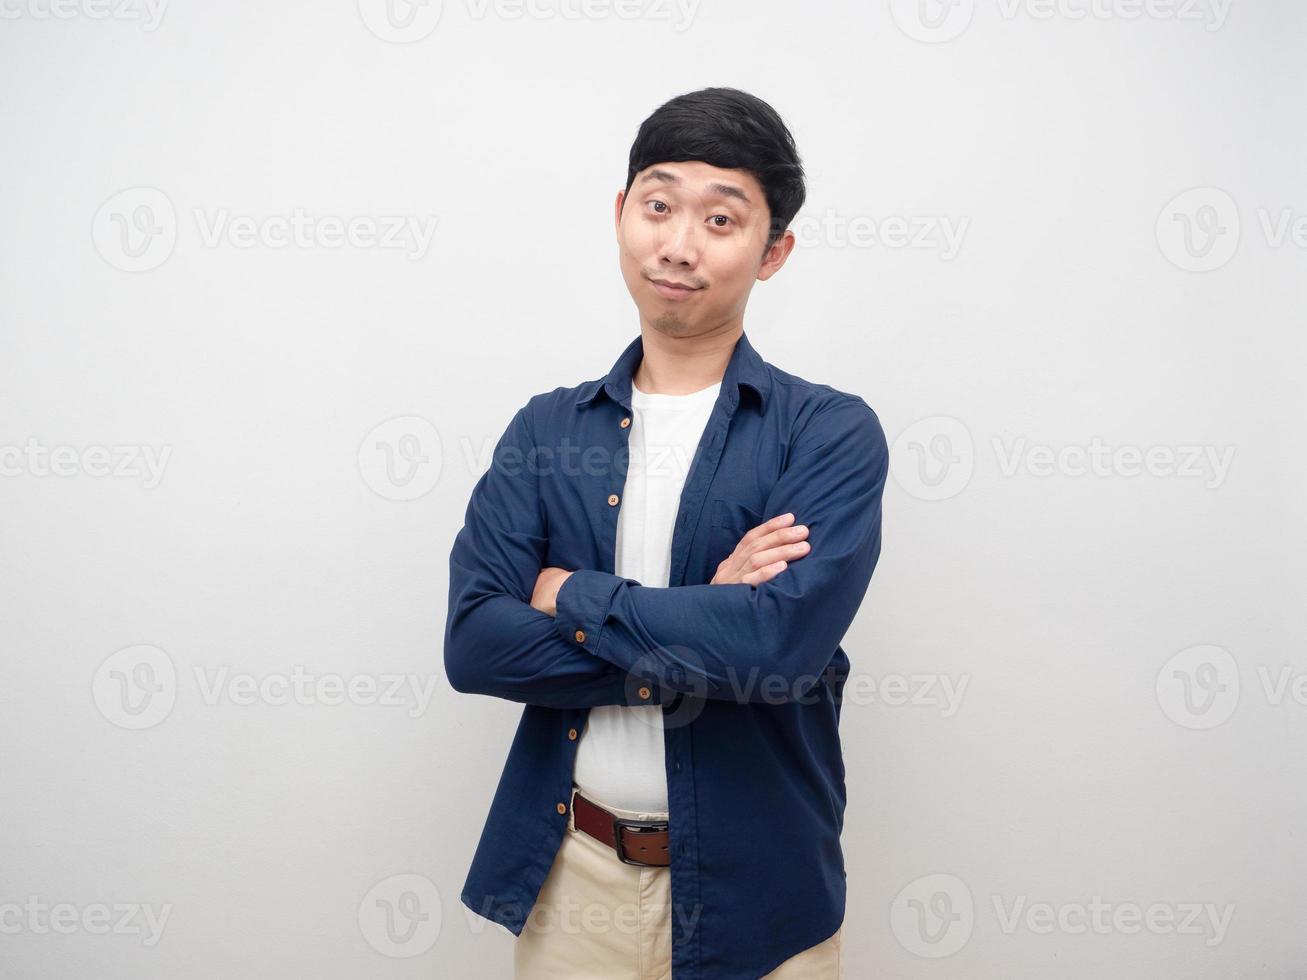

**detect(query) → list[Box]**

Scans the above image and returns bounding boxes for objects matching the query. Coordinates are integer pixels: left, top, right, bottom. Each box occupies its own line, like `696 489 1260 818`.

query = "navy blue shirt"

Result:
445 329 888 978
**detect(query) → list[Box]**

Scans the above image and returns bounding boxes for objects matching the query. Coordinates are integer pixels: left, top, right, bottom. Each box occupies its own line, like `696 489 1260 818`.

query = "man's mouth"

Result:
650 278 700 299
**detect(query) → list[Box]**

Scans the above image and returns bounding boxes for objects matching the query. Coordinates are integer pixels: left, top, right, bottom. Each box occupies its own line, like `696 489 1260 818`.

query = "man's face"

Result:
615 160 794 339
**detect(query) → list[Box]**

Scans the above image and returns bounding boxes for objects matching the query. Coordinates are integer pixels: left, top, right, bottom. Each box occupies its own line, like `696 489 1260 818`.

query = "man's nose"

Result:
656 216 703 267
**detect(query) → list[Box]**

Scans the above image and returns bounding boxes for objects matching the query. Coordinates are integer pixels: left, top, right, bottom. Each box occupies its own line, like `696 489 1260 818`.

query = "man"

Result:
445 87 887 979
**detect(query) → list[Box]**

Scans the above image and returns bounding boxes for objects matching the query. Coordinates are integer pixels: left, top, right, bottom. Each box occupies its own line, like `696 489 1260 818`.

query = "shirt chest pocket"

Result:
707 496 766 573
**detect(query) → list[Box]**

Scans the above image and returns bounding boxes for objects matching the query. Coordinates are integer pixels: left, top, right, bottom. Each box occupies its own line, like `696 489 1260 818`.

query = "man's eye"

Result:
710 215 732 227
648 201 669 214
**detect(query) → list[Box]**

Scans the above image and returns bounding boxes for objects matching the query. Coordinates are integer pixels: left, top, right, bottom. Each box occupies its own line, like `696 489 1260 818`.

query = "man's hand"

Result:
711 512 810 586
531 567 574 617
531 512 807 608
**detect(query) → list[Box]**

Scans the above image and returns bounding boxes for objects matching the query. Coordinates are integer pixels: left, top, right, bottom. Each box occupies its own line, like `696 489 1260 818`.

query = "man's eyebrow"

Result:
638 167 753 207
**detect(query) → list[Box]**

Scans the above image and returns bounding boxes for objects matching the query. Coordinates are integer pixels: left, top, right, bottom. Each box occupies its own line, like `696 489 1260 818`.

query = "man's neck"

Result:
631 326 740 396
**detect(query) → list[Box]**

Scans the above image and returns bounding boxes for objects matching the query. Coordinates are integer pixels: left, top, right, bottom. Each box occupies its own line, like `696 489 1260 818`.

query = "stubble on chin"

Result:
649 311 693 336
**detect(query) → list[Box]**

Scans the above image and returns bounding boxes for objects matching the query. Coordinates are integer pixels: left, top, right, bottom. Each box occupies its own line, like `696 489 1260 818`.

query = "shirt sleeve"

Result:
552 396 888 704
443 398 669 709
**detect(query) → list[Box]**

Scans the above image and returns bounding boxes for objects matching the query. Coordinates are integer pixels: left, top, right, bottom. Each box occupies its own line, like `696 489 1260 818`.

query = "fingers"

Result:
742 523 809 577
713 513 810 586
743 511 796 545
755 522 809 554
753 539 810 568
734 517 811 585
740 559 787 586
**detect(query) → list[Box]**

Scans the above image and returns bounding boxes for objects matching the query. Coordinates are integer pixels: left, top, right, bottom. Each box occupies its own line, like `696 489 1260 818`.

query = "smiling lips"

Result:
650 278 700 299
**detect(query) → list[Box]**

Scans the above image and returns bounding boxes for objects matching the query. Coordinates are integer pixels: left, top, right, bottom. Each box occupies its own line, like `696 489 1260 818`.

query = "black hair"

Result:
623 87 805 255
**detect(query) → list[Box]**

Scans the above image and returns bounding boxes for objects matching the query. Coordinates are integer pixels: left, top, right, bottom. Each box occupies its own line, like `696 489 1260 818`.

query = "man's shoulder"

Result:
753 359 888 482
508 381 598 438
766 360 883 434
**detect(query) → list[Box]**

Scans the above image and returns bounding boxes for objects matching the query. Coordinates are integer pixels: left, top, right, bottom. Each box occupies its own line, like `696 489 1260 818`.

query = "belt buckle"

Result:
611 816 670 866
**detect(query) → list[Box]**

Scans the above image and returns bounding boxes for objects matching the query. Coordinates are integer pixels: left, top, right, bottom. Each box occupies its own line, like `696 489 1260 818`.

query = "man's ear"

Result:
614 190 626 241
757 228 796 283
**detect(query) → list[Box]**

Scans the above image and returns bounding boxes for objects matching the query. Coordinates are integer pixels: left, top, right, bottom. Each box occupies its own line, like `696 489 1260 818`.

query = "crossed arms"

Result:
443 395 888 708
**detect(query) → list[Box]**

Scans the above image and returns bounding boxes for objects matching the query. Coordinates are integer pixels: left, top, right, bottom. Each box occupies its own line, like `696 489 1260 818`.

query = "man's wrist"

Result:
549 569 574 616
552 569 626 655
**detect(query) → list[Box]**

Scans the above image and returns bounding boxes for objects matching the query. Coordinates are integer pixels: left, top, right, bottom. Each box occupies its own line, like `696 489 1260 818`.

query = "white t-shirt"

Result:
571 378 722 813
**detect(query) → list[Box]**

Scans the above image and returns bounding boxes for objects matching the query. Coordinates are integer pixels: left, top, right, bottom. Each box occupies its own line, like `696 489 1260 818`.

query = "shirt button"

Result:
638 686 651 700
574 629 586 643
567 728 578 740
556 802 566 814
620 417 631 428
607 493 619 506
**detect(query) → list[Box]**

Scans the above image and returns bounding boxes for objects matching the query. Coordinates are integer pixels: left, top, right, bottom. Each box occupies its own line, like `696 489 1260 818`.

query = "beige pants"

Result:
513 786 844 979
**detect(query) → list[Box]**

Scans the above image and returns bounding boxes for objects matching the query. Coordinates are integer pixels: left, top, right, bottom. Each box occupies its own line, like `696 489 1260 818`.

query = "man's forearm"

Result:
444 586 669 709
551 564 874 705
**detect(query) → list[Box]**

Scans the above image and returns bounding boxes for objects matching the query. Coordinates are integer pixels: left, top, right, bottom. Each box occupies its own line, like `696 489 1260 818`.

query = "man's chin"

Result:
647 312 695 336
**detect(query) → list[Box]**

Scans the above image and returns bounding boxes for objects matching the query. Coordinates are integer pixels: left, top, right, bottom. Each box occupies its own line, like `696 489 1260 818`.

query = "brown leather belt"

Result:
571 788 671 867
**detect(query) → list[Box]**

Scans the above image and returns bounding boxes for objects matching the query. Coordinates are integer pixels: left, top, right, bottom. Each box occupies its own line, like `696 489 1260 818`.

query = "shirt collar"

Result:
573 330 770 416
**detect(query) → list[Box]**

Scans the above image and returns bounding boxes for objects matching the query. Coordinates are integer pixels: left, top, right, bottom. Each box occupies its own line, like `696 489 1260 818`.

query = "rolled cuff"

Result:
553 568 629 655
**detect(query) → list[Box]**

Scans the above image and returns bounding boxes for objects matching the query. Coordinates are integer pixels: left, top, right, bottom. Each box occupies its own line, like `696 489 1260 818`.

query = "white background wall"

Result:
1 0 1303 977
